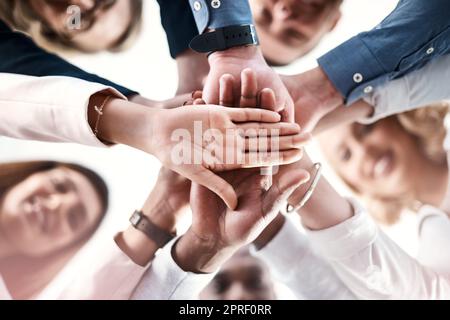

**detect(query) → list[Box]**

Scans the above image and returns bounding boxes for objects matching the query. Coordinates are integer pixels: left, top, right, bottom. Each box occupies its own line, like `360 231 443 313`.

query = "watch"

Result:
189 24 259 54
129 210 175 247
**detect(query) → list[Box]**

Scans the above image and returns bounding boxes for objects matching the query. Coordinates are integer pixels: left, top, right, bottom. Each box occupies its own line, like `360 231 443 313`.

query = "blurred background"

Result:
1 0 417 299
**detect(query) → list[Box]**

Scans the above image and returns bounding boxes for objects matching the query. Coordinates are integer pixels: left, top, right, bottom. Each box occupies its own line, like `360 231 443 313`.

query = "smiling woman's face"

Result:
319 118 426 200
29 0 133 52
250 0 342 65
0 167 102 257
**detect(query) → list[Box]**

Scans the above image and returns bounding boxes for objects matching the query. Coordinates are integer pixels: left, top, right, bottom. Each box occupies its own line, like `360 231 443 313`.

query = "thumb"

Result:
185 165 239 210
263 169 310 216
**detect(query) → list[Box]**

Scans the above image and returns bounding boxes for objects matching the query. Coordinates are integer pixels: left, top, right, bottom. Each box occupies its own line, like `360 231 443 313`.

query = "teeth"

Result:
374 156 389 177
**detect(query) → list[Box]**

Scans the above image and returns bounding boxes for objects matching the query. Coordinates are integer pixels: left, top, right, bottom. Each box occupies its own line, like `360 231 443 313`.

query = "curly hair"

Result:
354 102 450 225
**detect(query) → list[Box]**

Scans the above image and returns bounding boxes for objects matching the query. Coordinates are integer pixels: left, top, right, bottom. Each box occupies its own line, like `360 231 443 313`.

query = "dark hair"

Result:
0 160 108 240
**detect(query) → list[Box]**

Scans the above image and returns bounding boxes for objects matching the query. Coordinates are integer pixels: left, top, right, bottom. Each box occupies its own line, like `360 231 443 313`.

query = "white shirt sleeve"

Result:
360 54 450 124
250 218 355 300
131 238 215 300
36 237 147 300
0 73 127 147
305 198 450 300
0 276 12 300
417 206 450 276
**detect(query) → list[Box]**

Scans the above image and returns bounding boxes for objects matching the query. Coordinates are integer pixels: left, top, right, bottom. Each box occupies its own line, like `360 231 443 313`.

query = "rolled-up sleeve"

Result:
359 54 450 125
305 199 450 300
0 74 126 147
188 0 253 33
319 0 450 104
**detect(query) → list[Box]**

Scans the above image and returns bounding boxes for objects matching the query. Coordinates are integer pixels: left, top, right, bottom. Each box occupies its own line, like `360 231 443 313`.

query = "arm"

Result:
252 215 356 300
319 0 450 105
303 199 450 300
285 0 450 131
0 20 138 98
286 156 450 299
38 168 190 300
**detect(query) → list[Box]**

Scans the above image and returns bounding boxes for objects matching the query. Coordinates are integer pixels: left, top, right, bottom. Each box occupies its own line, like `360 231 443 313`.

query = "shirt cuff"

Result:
304 198 378 261
318 35 387 105
189 0 253 33
251 217 309 278
131 238 216 300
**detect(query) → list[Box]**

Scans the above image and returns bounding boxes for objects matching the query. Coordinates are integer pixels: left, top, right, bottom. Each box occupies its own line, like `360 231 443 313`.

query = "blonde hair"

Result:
0 0 143 55
352 102 450 225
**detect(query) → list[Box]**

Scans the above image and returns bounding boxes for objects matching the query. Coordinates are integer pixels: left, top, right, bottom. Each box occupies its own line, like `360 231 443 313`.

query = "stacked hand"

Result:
173 69 311 273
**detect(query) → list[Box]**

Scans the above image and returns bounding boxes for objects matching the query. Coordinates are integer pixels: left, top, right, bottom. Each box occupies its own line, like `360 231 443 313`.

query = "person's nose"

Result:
224 284 253 300
43 193 62 212
69 0 96 11
273 2 294 22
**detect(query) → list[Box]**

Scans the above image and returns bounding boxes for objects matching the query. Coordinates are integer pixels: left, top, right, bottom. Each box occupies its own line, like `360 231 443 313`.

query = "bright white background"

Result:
0 0 419 299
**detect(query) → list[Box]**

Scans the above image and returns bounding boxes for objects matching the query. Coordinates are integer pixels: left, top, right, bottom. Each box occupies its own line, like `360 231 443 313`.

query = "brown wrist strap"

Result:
129 210 175 248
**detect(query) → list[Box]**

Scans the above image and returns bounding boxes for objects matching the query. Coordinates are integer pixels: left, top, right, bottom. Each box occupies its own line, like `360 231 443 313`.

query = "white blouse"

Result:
0 276 11 300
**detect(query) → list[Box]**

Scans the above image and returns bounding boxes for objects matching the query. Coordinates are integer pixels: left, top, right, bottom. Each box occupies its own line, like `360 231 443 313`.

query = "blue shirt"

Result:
188 0 253 33
318 0 450 105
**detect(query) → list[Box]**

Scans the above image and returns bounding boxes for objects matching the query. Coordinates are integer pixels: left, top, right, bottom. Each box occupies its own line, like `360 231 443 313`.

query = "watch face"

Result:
129 211 142 225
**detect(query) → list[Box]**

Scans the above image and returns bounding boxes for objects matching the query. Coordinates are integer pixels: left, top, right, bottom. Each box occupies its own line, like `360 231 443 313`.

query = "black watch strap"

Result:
129 210 175 248
189 24 259 54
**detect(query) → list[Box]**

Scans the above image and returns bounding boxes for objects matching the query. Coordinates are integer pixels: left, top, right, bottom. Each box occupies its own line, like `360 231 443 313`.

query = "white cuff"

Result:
131 238 215 300
305 198 378 261
251 218 309 279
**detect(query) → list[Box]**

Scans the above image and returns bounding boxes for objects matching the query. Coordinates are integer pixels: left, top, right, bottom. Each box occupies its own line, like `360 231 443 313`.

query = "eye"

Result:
261 8 273 24
245 277 264 291
213 278 230 294
354 124 375 140
51 178 69 194
339 148 352 162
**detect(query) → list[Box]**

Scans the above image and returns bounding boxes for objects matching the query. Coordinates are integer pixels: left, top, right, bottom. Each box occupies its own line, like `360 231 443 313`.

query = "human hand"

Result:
281 66 344 132
147 104 304 209
203 46 295 122
174 167 309 273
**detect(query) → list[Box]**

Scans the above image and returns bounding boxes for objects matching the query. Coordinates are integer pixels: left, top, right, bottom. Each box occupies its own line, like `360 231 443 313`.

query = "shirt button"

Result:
353 73 363 83
211 0 221 9
193 1 202 11
426 47 434 55
364 86 373 94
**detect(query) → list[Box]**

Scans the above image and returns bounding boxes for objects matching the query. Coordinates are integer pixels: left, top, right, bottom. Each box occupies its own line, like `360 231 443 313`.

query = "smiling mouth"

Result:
372 150 395 179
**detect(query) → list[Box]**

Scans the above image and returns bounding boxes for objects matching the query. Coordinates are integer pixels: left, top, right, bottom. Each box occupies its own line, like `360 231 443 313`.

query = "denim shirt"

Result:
188 0 253 33
318 0 450 105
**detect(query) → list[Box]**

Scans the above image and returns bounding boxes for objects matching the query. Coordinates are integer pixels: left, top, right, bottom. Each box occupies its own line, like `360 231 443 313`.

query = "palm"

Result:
190 169 272 246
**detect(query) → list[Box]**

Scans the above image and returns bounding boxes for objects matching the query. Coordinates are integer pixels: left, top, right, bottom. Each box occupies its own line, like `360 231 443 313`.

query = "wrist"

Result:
208 45 261 64
141 193 179 235
96 98 160 154
253 214 286 250
173 229 237 274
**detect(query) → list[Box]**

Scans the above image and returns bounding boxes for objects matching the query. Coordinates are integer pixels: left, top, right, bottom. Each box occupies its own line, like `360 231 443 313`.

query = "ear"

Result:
329 9 342 32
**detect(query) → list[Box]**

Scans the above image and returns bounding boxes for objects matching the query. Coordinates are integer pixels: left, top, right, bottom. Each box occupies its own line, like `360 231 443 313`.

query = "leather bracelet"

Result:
129 210 176 248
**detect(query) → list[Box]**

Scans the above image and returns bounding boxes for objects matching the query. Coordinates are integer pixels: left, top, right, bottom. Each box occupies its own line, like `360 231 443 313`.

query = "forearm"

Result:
319 0 450 104
89 96 158 152
115 190 179 267
0 20 137 97
305 202 450 299
252 217 356 300
287 155 353 231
